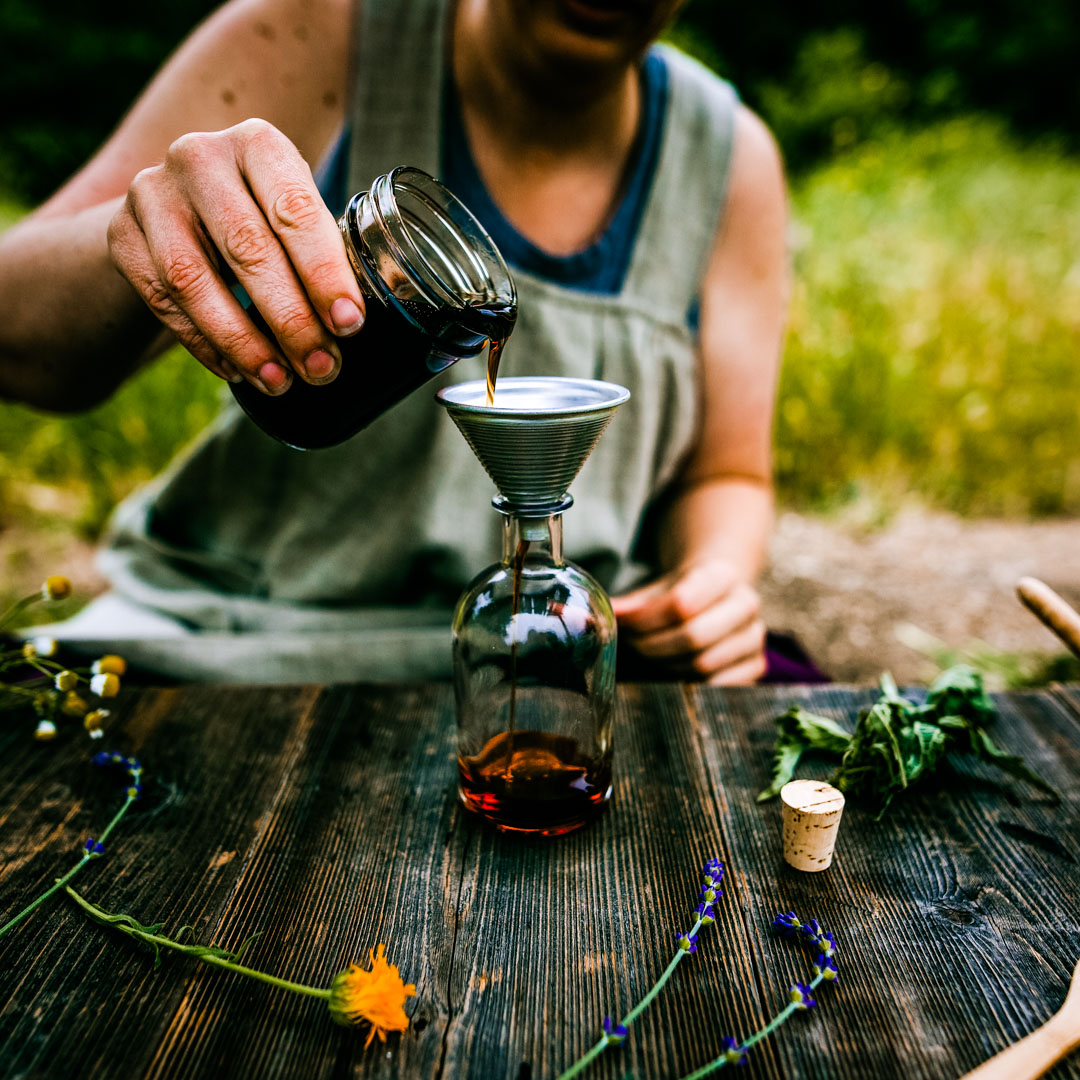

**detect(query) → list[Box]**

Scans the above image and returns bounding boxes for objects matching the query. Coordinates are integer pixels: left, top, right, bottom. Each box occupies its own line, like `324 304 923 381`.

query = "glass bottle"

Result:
453 496 617 836
231 167 516 450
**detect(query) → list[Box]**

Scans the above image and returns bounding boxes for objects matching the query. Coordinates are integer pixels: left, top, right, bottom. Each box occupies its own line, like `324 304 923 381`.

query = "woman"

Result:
0 0 790 683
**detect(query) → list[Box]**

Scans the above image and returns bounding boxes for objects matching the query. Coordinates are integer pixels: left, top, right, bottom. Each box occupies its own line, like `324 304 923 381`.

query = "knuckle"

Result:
272 300 320 340
166 131 211 168
222 219 276 271
671 586 698 623
683 622 710 654
127 165 162 205
270 184 323 232
214 323 273 367
236 116 276 140
143 277 179 319
691 649 716 677
160 249 214 301
736 584 761 620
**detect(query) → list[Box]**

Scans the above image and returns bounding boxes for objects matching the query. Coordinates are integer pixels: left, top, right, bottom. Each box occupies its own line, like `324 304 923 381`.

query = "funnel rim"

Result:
435 376 631 419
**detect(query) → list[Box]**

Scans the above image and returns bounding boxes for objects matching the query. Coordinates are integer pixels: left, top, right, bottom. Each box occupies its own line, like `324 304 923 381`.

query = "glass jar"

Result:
231 167 516 450
452 499 617 836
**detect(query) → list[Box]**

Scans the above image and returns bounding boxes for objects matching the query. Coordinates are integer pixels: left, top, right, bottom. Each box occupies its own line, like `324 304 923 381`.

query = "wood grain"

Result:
0 682 1078 1079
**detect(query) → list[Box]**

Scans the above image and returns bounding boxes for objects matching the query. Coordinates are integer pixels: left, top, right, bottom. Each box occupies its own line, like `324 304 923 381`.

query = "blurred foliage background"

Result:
1 0 1079 554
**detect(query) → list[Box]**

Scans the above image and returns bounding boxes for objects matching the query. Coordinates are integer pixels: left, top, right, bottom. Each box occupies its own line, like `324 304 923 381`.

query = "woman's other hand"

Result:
611 559 767 684
108 118 365 394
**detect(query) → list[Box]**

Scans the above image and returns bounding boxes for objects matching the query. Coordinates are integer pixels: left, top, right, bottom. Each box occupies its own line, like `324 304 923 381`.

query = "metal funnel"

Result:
436 376 631 514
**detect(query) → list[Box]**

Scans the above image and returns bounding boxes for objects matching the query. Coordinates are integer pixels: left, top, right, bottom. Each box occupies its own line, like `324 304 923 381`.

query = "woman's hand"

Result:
107 118 366 394
611 559 767 684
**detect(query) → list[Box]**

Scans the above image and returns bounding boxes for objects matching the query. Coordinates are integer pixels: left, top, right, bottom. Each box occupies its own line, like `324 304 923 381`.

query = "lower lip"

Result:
561 0 634 26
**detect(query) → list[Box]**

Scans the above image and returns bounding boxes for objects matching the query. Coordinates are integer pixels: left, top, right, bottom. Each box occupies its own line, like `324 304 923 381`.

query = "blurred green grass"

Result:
778 117 1080 516
1 116 1079 544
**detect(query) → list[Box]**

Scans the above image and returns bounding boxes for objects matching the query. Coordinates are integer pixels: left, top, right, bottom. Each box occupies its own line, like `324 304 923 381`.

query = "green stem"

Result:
555 917 706 1080
0 793 135 938
0 857 91 938
65 886 331 1000
677 973 826 1080
0 594 41 632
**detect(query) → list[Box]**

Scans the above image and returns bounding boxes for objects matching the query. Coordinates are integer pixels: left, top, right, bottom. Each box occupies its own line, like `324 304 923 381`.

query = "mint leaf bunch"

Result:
757 666 1060 817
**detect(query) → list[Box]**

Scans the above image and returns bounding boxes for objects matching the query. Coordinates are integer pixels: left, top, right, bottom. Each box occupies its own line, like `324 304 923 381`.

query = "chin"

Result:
511 0 676 70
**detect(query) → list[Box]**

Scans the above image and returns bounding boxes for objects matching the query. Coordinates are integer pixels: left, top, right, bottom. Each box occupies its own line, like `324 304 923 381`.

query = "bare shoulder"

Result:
722 104 787 244
700 103 788 296
37 0 353 217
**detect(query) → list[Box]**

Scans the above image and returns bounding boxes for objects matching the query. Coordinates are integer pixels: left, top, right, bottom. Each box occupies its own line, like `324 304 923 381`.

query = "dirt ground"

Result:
4 498 1079 685
760 508 1080 683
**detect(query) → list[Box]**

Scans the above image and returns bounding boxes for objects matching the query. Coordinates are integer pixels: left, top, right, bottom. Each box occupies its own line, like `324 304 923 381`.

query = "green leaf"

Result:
756 706 851 802
968 728 1062 802
898 720 948 785
926 665 996 727
756 736 806 803
777 704 852 752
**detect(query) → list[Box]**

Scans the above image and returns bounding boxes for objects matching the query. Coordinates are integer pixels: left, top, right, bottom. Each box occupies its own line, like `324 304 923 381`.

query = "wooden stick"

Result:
957 958 1080 1080
1016 577 1080 660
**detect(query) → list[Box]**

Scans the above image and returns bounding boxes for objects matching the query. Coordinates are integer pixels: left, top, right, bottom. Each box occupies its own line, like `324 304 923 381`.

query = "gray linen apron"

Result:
55 2 737 682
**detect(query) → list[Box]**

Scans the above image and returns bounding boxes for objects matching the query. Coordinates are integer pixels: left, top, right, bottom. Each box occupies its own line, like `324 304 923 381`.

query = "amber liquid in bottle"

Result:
458 729 612 837
458 539 611 836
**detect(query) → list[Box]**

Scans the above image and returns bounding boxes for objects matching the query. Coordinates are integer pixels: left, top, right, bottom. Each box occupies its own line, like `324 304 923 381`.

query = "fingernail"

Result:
222 360 244 384
330 297 364 335
258 361 290 393
303 348 338 381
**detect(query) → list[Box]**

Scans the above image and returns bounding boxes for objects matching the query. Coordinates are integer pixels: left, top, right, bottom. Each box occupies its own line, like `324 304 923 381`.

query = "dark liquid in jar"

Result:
459 730 611 836
232 294 515 450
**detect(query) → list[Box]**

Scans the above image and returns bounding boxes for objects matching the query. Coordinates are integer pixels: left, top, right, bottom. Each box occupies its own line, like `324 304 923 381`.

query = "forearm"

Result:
0 199 165 411
657 475 774 584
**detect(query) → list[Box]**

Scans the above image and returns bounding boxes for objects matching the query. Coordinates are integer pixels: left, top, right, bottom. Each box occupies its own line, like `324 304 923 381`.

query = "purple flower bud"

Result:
677 931 699 953
720 1037 748 1065
814 954 839 982
772 911 802 936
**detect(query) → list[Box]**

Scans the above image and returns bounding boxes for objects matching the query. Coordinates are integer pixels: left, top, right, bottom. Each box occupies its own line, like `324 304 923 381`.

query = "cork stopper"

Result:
781 780 845 872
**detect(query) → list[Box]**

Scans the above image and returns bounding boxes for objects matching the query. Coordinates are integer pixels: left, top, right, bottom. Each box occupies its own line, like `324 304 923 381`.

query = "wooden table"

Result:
2 683 1079 1080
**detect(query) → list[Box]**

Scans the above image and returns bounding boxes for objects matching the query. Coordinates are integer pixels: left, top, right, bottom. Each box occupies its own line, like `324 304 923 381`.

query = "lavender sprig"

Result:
678 912 839 1078
0 752 143 937
555 858 725 1080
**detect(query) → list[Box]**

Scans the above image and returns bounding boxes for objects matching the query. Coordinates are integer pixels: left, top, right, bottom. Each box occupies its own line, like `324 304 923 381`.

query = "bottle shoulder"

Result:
454 558 615 629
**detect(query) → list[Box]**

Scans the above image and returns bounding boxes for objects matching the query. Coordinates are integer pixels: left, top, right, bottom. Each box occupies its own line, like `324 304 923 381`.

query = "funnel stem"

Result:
503 513 563 567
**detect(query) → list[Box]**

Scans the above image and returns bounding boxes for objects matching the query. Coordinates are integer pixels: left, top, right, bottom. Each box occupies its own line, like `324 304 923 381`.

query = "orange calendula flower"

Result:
327 944 416 1047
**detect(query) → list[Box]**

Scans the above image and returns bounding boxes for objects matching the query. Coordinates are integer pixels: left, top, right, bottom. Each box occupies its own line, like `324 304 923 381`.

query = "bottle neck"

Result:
502 513 564 567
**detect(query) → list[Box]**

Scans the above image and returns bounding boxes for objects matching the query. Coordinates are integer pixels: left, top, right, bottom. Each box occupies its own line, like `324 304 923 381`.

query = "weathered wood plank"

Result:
0 682 1078 1080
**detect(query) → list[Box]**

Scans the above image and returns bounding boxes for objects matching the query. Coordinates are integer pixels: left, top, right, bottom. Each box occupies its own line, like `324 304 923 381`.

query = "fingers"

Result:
237 122 366 337
177 123 354 385
696 616 767 682
613 560 768 685
612 560 739 634
110 170 292 394
108 120 367 394
629 582 762 660
705 649 769 686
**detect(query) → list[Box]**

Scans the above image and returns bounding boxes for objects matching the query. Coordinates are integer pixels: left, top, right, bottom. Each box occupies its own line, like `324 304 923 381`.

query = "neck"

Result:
503 513 565 567
452 0 640 159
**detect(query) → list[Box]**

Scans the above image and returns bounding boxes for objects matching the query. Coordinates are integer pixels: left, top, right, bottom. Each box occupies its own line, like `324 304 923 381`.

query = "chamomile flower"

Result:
42 576 71 601
90 673 121 698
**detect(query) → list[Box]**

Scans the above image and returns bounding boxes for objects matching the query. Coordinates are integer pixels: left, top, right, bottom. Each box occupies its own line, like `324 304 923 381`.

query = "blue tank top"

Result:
314 50 668 296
